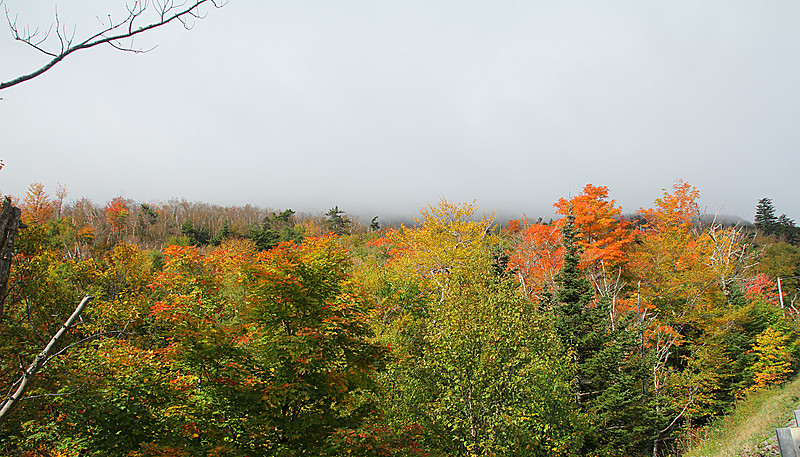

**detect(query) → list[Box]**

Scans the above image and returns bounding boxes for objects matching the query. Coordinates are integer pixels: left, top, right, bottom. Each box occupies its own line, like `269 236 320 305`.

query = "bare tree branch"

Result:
23 294 46 344
0 295 92 424
41 327 130 370
0 0 226 91
22 386 82 401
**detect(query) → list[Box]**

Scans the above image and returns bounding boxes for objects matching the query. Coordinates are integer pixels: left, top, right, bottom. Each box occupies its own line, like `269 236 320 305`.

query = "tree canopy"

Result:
1 182 799 456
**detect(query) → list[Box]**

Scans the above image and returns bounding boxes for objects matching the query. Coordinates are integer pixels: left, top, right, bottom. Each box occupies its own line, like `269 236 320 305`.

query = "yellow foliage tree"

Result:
388 199 495 281
749 326 793 391
369 199 577 455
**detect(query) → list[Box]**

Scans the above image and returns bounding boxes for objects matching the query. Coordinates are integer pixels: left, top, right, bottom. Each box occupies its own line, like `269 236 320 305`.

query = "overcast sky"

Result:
1 1 798 222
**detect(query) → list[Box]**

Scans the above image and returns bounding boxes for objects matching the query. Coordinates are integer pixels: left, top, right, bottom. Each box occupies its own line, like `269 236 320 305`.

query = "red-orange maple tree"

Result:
105 197 130 234
554 183 632 269
507 221 563 298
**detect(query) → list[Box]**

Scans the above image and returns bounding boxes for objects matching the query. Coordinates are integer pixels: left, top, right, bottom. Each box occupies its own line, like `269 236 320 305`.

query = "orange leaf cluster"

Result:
555 184 632 269
507 222 563 297
22 182 54 224
637 180 700 232
105 196 131 233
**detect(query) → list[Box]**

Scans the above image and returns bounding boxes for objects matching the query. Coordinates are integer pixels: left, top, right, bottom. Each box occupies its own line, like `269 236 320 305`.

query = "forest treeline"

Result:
1 181 800 456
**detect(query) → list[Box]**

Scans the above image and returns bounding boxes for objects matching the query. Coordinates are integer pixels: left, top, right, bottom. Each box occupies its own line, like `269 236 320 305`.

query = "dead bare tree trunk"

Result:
0 196 23 318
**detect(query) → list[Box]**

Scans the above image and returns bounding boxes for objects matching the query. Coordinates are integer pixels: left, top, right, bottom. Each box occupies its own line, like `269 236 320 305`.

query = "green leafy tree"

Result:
145 237 387 455
757 241 800 308
372 200 577 456
0 234 156 454
2 234 387 456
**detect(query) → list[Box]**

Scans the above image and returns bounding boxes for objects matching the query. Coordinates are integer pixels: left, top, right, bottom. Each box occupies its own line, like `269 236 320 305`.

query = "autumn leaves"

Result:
0 181 797 456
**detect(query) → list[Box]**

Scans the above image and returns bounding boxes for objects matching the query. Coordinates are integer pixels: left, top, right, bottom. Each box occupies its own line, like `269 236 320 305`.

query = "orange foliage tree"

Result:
105 197 130 236
22 182 53 225
506 222 563 299
508 184 633 309
638 180 700 232
630 180 716 322
627 181 743 449
554 184 632 269
555 184 634 318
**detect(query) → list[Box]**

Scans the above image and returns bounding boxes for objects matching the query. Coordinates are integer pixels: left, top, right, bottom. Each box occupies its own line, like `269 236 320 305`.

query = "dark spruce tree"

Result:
551 213 599 403
551 213 652 456
324 206 352 236
180 220 212 246
210 220 233 246
754 198 800 244
777 213 800 244
135 203 158 240
754 197 778 235
550 213 604 450
248 209 303 251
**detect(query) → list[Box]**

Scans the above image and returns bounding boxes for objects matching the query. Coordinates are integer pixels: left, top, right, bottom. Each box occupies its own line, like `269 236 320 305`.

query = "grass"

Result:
682 377 800 457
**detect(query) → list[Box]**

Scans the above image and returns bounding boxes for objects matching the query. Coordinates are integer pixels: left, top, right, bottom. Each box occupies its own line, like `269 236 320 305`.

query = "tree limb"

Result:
1 0 226 91
22 386 82 401
0 295 92 424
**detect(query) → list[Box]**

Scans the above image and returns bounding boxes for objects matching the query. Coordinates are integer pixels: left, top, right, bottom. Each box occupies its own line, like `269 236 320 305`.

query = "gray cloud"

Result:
2 1 799 221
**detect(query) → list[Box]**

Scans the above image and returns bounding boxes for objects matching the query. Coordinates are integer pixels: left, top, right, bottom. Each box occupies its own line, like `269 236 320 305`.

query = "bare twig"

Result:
41 327 129 370
1 0 226 91
22 386 82 401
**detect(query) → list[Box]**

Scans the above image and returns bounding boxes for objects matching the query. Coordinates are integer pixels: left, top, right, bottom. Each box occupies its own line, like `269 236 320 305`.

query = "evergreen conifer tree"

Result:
248 209 303 250
551 212 651 455
777 213 800 244
755 198 778 235
552 213 596 362
550 214 605 435
324 206 352 235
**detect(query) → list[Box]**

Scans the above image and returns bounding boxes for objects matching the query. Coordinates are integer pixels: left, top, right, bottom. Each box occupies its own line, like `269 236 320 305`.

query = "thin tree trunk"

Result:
0 296 93 424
